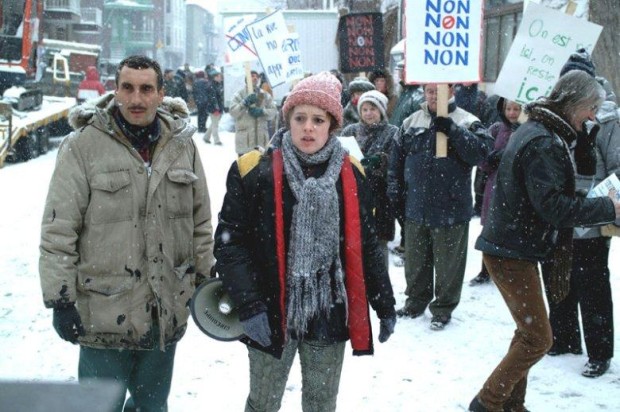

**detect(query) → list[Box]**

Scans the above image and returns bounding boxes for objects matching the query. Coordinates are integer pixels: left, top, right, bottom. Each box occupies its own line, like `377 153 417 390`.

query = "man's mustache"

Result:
115 100 147 112
127 105 147 111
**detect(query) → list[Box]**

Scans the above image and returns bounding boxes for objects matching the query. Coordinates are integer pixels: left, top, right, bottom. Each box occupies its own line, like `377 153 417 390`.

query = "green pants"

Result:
245 339 346 412
403 221 469 317
78 331 176 412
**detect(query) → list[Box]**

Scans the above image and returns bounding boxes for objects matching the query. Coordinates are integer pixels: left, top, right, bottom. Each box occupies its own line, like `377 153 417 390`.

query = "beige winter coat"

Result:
39 94 214 350
229 87 277 155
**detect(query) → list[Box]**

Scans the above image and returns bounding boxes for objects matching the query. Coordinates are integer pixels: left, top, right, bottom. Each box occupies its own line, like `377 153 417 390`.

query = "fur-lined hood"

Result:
596 100 619 124
68 93 191 132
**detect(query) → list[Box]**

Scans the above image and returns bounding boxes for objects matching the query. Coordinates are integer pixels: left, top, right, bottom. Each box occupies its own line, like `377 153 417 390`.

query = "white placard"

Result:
247 11 291 88
282 32 304 82
338 136 364 161
575 173 620 237
404 0 483 83
588 174 620 200
223 14 258 64
493 2 602 105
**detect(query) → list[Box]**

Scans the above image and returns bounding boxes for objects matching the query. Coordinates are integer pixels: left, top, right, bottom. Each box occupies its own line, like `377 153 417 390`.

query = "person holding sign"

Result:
214 72 396 412
229 70 277 156
540 52 620 379
340 90 399 269
469 70 620 412
387 83 492 330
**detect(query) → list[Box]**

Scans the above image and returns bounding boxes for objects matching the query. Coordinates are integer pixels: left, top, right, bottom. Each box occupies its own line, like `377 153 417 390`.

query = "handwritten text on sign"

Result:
282 33 303 82
223 14 258 64
493 2 602 104
405 0 482 83
247 11 291 87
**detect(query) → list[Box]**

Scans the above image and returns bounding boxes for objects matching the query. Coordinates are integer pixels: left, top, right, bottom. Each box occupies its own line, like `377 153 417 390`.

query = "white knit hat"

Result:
357 90 388 120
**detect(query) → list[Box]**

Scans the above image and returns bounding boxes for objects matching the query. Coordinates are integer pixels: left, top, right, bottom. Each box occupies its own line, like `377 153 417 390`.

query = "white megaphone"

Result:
190 278 244 341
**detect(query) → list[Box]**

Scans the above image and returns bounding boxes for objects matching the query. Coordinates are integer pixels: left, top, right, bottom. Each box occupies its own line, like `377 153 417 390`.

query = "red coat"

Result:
77 66 105 101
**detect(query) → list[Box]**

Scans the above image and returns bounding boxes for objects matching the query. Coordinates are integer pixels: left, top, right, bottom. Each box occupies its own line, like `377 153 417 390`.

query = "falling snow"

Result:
0 114 619 411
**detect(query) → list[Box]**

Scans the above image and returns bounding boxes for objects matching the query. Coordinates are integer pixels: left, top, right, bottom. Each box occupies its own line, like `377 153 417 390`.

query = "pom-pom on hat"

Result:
282 71 343 128
348 77 375 94
357 90 388 121
560 48 596 78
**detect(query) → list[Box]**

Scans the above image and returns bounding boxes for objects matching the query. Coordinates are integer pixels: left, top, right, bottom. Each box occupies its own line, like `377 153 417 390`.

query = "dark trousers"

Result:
542 237 614 361
403 221 469 317
196 104 208 132
478 255 553 411
78 328 176 412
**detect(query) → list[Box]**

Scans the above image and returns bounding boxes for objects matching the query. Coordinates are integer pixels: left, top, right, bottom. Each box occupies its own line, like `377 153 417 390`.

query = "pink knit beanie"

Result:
282 72 343 128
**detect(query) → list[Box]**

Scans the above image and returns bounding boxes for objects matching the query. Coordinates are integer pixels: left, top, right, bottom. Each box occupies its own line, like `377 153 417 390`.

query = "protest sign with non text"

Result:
405 0 483 84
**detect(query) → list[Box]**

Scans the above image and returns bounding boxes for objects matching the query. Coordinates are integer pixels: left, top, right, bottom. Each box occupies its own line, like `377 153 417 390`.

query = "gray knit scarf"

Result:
280 131 348 336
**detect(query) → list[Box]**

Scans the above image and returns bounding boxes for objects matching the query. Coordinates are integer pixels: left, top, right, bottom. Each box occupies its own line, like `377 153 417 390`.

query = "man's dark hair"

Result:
116 55 164 90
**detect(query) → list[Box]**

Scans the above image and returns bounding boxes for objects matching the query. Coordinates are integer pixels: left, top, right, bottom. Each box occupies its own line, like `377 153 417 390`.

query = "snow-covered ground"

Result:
1 115 619 411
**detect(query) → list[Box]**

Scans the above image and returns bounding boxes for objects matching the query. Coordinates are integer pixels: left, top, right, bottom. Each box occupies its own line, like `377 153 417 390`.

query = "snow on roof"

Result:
0 65 27 74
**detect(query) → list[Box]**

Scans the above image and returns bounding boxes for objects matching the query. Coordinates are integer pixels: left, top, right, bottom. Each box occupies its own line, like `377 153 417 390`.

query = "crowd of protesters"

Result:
51 49 620 412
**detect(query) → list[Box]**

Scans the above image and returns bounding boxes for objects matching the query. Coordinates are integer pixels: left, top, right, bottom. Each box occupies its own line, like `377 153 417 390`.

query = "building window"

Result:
166 0 171 13
56 27 66 40
483 2 523 82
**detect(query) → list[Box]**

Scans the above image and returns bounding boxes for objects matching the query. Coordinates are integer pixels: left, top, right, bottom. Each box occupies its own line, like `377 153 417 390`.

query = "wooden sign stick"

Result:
435 83 449 158
244 61 253 94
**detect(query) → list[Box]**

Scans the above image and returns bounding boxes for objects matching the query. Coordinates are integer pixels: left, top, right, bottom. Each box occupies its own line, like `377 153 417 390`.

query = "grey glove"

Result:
378 315 396 343
241 311 272 347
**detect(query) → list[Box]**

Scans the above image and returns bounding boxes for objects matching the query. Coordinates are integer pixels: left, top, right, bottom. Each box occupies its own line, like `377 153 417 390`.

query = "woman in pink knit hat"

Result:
214 72 396 411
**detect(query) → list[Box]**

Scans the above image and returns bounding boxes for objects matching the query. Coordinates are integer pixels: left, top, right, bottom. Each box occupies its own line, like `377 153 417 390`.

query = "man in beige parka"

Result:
39 55 214 412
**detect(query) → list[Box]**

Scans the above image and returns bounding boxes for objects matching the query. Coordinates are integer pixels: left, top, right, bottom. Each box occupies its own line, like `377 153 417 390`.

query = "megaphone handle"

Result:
218 293 233 315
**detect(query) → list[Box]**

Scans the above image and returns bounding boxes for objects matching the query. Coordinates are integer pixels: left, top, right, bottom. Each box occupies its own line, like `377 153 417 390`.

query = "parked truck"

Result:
0 0 100 167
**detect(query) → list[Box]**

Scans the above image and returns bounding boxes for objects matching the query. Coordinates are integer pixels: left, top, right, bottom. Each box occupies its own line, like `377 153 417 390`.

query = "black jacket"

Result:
214 148 395 358
192 78 209 106
341 121 399 240
476 106 615 261
205 80 224 113
388 102 493 227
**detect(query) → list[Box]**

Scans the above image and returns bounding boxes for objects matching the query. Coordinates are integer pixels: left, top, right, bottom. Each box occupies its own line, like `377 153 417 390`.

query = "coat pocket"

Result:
78 275 135 334
166 169 198 218
89 170 133 224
